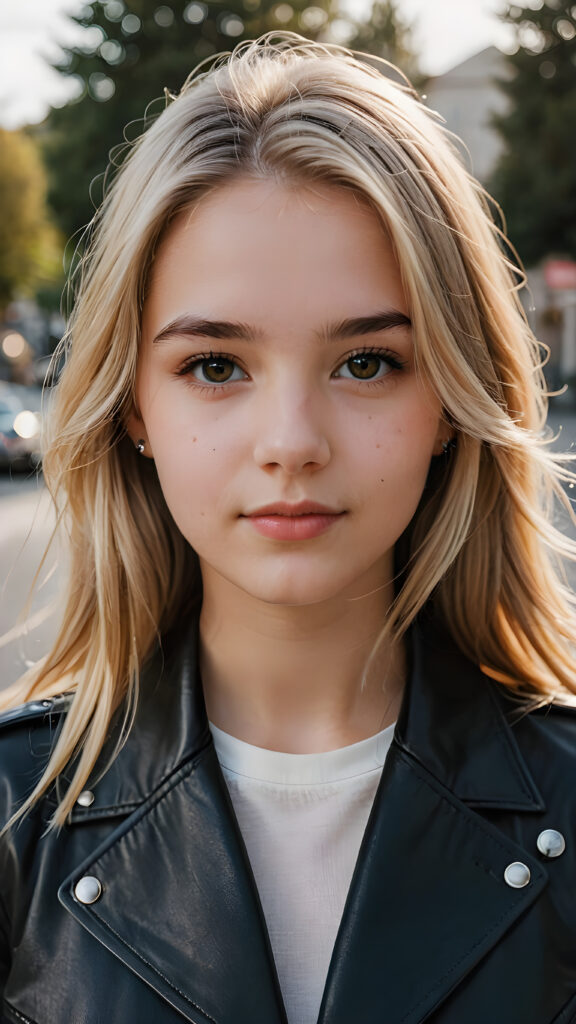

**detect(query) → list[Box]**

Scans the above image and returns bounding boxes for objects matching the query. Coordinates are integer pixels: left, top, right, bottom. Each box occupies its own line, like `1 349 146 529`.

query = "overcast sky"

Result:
0 0 513 129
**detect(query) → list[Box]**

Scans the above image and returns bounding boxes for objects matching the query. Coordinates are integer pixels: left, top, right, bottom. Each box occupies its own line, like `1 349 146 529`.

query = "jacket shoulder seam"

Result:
0 695 72 730
3 999 39 1024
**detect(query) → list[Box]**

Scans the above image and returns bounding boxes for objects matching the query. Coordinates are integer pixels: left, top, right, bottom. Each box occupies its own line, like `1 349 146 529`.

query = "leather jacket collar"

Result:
56 612 554 1024
68 610 544 823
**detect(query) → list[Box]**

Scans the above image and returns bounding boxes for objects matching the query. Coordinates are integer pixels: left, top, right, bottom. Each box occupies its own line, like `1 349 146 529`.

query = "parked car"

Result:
0 383 42 471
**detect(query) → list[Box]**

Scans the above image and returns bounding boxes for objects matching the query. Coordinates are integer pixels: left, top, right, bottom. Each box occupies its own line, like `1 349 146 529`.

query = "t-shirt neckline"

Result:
209 721 396 786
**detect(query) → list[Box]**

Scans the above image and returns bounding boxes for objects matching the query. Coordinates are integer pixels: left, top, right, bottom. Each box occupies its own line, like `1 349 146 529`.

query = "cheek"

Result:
365 404 440 472
152 435 218 502
362 419 440 534
143 402 240 536
151 443 219 548
141 381 228 466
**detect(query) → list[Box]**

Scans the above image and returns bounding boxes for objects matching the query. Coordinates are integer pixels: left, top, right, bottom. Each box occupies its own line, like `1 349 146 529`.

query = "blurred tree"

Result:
490 1 576 266
0 130 62 314
42 0 340 240
344 0 421 85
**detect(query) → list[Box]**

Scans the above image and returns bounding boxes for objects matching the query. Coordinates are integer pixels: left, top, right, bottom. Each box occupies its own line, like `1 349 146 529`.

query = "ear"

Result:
126 410 154 459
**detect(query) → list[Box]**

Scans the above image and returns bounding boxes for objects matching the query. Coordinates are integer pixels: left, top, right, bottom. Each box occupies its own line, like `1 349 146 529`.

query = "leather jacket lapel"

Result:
59 613 548 1024
396 616 545 811
61 618 287 1023
68 614 211 824
319 616 548 1024
60 740 287 1024
318 742 547 1024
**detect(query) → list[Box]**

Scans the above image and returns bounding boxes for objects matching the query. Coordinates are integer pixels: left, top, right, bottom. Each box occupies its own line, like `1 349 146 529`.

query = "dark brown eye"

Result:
201 358 234 383
334 349 405 383
346 354 383 379
186 356 246 385
181 353 246 387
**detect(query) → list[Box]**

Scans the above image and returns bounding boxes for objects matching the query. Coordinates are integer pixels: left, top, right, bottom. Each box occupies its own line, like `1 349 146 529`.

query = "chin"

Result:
238 570 366 608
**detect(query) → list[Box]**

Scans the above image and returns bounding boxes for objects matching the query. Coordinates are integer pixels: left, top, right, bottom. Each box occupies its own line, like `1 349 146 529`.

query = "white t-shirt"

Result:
210 721 395 1024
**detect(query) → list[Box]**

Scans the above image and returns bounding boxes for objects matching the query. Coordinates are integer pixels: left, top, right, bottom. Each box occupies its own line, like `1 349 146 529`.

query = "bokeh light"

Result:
539 60 556 78
183 2 207 24
89 73 116 101
122 14 141 34
100 40 125 64
13 411 40 440
299 6 328 30
154 6 175 27
105 0 125 20
273 4 294 23
2 334 27 360
218 13 244 36
81 25 106 53
556 19 576 41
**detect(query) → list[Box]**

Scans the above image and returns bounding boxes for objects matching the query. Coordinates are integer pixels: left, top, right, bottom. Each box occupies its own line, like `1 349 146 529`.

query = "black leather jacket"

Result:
1 615 576 1024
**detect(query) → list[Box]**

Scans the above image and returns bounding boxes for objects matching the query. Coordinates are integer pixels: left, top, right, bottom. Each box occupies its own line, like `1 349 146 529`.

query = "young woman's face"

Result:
131 177 446 607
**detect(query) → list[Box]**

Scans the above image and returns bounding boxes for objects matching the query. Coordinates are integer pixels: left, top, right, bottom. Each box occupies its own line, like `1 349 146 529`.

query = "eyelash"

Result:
334 346 407 383
175 351 247 393
174 346 407 392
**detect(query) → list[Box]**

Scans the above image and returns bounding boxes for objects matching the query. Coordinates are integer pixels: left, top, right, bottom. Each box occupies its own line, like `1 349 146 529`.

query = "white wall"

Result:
425 46 510 183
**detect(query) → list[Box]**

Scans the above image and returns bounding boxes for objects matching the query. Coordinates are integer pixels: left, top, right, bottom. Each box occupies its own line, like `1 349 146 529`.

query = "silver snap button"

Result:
74 876 102 905
504 861 531 888
76 790 95 808
537 829 566 859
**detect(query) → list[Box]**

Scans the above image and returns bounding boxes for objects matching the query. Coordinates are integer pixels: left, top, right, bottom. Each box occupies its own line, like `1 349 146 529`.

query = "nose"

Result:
252 387 331 475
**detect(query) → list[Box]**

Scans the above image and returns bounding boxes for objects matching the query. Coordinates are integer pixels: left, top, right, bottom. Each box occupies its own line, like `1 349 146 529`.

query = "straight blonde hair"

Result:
4 32 576 829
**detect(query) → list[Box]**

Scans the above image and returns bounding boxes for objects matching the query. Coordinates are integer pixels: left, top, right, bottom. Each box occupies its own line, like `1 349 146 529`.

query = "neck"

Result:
198 573 404 753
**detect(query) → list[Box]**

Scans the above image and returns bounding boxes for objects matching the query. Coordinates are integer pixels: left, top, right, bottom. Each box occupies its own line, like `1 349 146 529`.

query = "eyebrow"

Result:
152 310 412 345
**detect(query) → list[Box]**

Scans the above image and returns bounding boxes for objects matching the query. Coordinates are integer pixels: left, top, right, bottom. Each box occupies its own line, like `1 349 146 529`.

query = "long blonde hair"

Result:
4 32 576 828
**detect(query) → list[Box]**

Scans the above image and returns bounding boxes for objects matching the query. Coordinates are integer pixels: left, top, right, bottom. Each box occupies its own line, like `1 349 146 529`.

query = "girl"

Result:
1 32 576 1024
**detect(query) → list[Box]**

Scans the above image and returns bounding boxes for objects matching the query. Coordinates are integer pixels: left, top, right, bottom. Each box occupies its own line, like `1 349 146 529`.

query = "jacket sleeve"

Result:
0 789 14 1003
0 887 9 999
0 697 71 1002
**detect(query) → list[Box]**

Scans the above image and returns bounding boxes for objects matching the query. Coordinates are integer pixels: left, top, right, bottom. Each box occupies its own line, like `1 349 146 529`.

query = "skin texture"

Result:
130 177 448 751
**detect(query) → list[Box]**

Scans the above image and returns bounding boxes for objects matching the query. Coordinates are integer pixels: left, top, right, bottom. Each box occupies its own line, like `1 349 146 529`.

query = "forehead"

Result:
142 176 408 336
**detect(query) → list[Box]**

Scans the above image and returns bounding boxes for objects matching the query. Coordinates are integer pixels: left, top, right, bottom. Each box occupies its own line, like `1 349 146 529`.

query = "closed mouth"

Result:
244 502 343 517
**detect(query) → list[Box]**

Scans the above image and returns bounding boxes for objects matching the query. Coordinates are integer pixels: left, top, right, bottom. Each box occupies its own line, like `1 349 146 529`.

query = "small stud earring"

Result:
135 439 146 455
442 438 456 456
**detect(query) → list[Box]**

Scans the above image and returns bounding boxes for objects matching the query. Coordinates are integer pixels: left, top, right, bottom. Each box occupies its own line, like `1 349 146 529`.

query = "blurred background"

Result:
1 0 576 688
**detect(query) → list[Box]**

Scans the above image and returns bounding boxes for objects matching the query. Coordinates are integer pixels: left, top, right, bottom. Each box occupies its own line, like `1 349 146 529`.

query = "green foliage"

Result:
344 0 422 86
0 130 62 312
490 1 576 267
42 0 421 242
42 0 339 239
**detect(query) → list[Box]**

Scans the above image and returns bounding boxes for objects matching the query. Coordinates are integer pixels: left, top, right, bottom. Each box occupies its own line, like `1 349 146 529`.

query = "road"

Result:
0 473 60 692
1 405 576 691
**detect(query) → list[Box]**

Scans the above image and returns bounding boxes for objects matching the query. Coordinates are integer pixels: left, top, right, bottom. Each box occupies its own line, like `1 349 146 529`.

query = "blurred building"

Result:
425 46 509 184
426 47 576 394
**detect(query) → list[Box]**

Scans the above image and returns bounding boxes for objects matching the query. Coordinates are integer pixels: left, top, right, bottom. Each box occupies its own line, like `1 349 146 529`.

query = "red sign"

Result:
544 259 576 290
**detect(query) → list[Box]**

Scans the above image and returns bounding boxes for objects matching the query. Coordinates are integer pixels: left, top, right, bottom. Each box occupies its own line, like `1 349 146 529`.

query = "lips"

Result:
245 501 342 517
242 501 345 541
